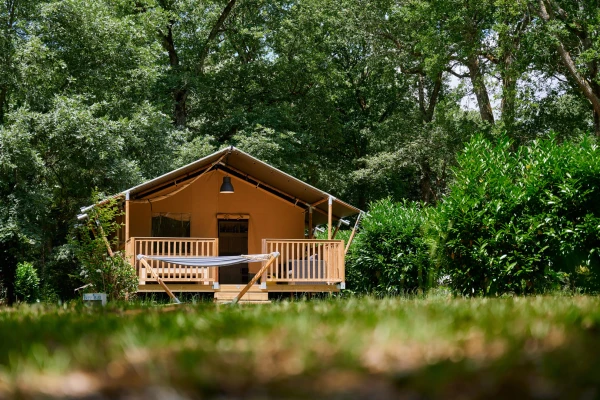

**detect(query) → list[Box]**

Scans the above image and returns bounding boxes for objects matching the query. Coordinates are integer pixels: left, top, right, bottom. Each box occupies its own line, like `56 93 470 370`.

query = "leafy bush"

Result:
71 195 138 301
346 199 437 295
79 252 138 301
440 135 600 295
14 262 40 303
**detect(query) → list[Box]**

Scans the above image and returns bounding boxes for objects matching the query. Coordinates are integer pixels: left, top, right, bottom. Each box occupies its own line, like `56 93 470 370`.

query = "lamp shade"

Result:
219 176 234 193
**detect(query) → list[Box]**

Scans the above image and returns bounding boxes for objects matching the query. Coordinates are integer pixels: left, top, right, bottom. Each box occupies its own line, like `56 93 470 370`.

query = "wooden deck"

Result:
137 283 340 302
129 237 345 300
137 282 342 293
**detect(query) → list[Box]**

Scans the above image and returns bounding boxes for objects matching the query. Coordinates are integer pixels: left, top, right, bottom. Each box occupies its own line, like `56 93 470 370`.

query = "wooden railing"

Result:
261 239 345 284
128 237 219 284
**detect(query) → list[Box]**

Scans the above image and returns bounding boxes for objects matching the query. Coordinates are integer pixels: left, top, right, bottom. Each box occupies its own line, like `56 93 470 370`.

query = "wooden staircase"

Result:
214 284 270 304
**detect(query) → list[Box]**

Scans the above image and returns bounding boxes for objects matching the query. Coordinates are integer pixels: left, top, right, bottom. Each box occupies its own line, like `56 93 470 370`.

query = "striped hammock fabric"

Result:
136 252 278 267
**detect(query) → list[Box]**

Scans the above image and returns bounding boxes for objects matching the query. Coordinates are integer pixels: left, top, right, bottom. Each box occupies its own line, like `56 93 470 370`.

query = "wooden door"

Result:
218 220 249 284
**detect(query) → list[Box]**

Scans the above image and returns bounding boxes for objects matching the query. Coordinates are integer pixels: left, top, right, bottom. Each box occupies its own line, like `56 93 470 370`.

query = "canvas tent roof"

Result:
84 146 362 224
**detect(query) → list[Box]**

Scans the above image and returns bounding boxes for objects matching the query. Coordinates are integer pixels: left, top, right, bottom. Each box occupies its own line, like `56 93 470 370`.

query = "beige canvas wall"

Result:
128 170 306 272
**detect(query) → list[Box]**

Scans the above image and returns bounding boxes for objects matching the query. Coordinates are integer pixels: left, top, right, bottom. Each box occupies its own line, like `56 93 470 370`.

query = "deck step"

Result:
214 290 268 302
215 299 272 304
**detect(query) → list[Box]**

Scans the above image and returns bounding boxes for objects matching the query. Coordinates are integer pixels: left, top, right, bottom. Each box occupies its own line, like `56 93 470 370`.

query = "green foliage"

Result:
70 195 137 301
2 0 600 302
14 262 40 303
174 133 216 168
441 135 600 296
346 199 436 295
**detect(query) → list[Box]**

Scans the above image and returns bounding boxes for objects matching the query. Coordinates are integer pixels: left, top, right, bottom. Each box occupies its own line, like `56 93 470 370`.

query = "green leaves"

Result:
69 195 137 301
14 262 40 303
441 135 600 295
346 199 437 294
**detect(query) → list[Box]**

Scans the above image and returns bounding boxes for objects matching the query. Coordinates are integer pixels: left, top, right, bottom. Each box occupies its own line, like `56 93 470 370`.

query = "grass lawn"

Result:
1 295 599 399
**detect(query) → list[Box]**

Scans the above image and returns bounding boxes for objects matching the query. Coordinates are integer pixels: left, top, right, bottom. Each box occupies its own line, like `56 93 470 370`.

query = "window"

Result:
151 213 191 237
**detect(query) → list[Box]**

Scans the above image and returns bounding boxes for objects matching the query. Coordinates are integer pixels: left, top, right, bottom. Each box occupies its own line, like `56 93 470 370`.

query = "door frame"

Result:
217 217 250 284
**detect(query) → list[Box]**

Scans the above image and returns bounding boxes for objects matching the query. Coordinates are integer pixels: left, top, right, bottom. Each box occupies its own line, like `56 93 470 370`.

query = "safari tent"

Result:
81 146 362 302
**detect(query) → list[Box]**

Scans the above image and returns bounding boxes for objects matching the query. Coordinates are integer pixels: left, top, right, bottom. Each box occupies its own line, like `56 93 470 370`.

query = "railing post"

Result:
340 240 345 284
308 207 313 239
327 197 333 239
260 239 268 289
213 238 219 289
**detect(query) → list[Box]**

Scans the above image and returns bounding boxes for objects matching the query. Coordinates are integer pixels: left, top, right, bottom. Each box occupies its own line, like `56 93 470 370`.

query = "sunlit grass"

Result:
1 296 600 398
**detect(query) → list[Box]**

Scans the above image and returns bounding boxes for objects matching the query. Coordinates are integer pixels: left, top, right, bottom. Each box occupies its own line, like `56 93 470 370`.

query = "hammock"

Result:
136 252 280 305
136 253 275 267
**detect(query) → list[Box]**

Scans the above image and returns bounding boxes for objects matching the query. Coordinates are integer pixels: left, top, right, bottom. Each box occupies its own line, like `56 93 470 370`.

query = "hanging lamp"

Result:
220 176 234 193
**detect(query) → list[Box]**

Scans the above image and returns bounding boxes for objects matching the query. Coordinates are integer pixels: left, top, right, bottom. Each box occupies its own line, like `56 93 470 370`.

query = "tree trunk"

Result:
590 64 600 137
160 22 188 128
159 0 239 128
0 237 19 305
174 88 187 128
501 71 517 135
0 86 6 125
416 72 443 203
196 0 238 74
593 81 600 137
467 55 495 124
537 0 600 133
419 159 433 204
417 72 443 123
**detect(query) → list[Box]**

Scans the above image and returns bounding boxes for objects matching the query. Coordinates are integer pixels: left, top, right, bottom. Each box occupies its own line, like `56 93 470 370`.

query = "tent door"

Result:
218 220 249 284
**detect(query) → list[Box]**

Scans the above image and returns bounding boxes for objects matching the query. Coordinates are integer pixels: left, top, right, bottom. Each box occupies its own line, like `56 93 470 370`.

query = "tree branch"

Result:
538 0 600 117
546 0 586 39
446 68 469 79
377 31 423 58
482 53 499 64
425 71 443 122
196 0 238 74
160 22 179 67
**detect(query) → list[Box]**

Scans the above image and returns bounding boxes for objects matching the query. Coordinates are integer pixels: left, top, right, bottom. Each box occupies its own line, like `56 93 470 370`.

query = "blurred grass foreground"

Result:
1 296 600 399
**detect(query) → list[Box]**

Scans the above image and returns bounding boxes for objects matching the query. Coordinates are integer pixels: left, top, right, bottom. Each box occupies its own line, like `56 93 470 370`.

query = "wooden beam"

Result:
138 284 215 292
230 253 279 305
218 162 311 208
264 283 340 292
99 224 115 257
327 197 333 240
125 199 132 266
217 164 340 219
311 205 330 218
125 199 130 245
332 219 342 239
217 162 343 219
232 176 306 212
216 213 249 220
138 257 181 303
308 207 313 239
89 222 114 258
311 198 329 207
132 154 227 203
80 193 125 213
137 283 340 293
345 212 363 255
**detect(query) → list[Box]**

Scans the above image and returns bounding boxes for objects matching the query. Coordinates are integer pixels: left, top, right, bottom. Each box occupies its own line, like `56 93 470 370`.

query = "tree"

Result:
533 0 600 136
0 0 42 124
143 0 240 127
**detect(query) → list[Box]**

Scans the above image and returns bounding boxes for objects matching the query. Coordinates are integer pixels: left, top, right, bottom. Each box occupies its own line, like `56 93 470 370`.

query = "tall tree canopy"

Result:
0 0 598 301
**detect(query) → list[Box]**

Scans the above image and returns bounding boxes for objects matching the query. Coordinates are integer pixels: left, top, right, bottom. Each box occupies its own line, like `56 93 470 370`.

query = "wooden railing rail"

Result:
128 237 219 284
261 239 345 284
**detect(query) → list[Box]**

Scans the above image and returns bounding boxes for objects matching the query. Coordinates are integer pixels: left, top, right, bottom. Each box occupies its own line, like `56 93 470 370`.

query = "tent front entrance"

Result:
218 219 250 284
